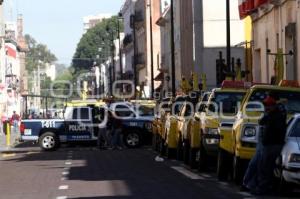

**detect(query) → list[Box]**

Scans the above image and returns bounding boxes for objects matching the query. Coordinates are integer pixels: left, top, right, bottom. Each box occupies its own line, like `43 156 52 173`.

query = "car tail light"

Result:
20 123 25 135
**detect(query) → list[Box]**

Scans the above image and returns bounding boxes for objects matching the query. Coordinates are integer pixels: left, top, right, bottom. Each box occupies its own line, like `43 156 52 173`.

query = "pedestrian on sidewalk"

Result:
241 95 276 191
10 111 20 134
253 93 287 195
109 111 123 150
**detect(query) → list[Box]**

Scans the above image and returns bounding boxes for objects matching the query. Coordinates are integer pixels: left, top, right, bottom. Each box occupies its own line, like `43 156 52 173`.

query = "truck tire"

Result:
189 148 198 169
176 135 183 161
124 131 141 148
39 132 59 151
198 143 208 171
183 139 190 165
233 155 244 184
217 149 231 181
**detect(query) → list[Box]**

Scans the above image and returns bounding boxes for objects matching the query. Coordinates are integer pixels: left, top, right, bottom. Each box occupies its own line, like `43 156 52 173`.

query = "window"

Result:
290 119 300 137
209 92 245 114
248 89 300 114
72 108 89 120
115 105 134 117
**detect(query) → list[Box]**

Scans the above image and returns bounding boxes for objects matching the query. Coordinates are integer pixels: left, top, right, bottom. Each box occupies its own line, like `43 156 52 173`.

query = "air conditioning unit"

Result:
270 0 281 6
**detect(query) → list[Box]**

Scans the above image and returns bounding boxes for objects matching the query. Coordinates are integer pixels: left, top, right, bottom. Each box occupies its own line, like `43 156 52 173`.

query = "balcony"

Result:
135 53 145 70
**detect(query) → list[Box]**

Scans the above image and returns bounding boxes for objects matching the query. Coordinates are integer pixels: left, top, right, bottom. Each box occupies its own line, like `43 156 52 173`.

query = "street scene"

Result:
1 0 300 198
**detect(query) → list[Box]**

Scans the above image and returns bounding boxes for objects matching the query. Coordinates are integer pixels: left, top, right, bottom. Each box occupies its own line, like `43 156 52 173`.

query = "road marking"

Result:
65 162 72 165
61 177 67 181
58 185 69 190
63 167 69 170
56 196 67 199
200 174 211 178
2 153 16 158
171 166 205 180
218 182 229 186
62 171 69 176
238 192 253 197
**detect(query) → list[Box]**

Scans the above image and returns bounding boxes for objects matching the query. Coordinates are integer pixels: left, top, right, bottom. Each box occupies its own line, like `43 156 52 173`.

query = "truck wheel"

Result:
124 131 141 148
189 148 198 169
183 139 190 165
176 135 183 161
198 144 208 171
39 132 59 151
217 149 230 181
167 147 176 159
233 155 244 184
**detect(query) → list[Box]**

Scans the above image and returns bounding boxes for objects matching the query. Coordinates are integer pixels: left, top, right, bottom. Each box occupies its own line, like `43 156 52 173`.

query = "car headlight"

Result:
288 154 300 163
241 126 257 143
206 128 219 135
244 127 256 137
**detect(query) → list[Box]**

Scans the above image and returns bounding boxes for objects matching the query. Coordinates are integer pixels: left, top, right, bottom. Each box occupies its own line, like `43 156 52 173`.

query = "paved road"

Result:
0 144 299 199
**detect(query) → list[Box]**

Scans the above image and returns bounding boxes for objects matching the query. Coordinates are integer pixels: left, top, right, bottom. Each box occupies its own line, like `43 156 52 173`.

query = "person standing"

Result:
10 111 20 134
241 95 276 191
110 111 123 150
254 93 287 195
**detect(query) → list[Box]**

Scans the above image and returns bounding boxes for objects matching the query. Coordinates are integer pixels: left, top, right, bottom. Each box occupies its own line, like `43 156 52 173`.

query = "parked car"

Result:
275 114 300 192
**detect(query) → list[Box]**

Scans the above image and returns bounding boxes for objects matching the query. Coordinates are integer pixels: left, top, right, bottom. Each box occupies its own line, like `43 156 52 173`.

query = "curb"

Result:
0 147 40 154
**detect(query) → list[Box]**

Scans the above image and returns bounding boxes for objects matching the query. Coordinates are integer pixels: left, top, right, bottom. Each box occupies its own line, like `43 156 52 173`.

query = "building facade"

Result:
248 0 299 83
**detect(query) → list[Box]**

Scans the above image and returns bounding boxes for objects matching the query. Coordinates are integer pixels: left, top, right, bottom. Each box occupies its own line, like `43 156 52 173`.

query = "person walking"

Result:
10 111 20 134
109 111 123 150
254 93 287 195
241 95 276 191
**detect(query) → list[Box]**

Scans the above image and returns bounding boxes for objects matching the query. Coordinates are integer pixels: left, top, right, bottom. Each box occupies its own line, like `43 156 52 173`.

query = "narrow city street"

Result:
0 143 298 199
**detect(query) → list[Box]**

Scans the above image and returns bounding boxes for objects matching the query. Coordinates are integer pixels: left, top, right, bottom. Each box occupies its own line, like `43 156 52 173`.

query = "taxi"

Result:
177 91 211 168
163 95 188 158
197 81 248 171
152 97 171 152
218 80 300 183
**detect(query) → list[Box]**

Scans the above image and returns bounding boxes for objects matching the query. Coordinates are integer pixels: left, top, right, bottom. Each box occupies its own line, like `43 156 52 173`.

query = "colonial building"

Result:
240 0 299 83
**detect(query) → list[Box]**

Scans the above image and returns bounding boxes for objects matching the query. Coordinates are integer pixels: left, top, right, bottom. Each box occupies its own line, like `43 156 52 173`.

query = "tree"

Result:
25 34 58 94
72 16 123 73
25 34 57 74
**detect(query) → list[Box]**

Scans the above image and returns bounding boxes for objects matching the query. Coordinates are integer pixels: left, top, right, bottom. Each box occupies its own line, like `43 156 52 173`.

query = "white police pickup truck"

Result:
20 103 106 151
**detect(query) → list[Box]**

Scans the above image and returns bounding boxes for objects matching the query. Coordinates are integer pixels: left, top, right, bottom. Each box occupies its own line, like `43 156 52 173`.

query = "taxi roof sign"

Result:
279 80 299 88
221 80 251 89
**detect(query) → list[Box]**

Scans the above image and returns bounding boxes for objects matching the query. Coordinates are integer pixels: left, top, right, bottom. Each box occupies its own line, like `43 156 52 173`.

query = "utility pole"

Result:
117 13 124 93
226 0 231 73
170 0 176 97
149 0 154 99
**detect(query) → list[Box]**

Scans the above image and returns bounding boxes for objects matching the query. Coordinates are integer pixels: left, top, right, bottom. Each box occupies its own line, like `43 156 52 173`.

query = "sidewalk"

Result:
0 127 39 153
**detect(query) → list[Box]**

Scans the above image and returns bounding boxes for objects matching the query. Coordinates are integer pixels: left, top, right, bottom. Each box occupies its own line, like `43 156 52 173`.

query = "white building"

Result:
83 14 112 33
120 0 136 81
45 63 56 81
244 0 299 83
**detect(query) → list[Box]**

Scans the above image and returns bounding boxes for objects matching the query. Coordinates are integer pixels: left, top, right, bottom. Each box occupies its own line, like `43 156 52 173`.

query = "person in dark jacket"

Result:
254 92 287 195
241 95 276 192
109 111 123 150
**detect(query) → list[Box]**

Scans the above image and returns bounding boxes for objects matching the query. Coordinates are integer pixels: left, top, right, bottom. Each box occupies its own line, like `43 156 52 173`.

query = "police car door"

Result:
65 107 93 141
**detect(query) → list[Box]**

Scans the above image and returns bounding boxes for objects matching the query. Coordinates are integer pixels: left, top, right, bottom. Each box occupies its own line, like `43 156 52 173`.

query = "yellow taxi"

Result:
176 92 210 168
197 81 248 171
163 95 188 158
152 97 171 152
218 80 300 183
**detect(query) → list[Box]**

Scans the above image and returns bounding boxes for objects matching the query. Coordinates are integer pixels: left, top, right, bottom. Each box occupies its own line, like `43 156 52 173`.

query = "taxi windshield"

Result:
248 89 300 114
209 92 246 114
